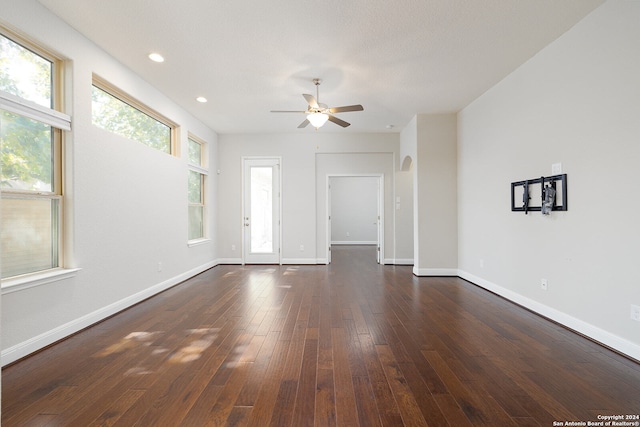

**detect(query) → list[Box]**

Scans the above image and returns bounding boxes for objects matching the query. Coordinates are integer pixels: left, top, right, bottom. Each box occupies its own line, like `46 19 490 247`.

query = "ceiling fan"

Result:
271 78 364 129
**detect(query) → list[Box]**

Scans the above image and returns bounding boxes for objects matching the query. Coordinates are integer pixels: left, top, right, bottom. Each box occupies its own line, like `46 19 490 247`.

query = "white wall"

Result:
330 177 379 245
457 0 640 359
393 167 414 264
316 152 396 263
1 0 219 364
410 114 458 276
217 133 401 264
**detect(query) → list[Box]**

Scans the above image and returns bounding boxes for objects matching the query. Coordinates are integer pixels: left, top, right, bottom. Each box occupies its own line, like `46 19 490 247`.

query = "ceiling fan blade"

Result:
329 104 364 113
271 110 306 113
303 94 319 109
298 118 310 128
328 114 350 128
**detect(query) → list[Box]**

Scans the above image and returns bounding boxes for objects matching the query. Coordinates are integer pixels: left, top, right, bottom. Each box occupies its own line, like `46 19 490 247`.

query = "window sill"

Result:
188 238 211 248
1 268 81 295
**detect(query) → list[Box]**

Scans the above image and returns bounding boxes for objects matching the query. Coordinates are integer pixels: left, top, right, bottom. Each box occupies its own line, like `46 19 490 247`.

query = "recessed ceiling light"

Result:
196 96 208 103
148 53 164 63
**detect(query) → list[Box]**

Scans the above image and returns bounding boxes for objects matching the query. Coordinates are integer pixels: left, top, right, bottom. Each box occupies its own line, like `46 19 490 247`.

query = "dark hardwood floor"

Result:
3 245 639 426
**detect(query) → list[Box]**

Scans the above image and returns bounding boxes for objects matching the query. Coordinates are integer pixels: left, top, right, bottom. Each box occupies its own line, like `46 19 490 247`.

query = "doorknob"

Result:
245 222 250 226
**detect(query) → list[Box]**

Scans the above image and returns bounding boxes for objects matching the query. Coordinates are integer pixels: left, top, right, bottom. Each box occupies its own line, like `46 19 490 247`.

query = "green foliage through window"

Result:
188 136 206 241
188 138 202 166
91 85 171 154
1 111 53 192
0 34 52 108
1 31 61 279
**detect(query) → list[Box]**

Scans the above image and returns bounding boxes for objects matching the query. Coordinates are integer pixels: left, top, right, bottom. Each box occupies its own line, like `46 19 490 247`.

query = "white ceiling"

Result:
38 0 603 134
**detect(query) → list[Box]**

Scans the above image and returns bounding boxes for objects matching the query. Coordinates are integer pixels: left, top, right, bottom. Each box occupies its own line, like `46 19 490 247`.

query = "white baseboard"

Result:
458 270 640 362
281 258 318 265
413 267 458 276
390 258 414 265
1 260 219 367
331 241 377 245
215 258 243 265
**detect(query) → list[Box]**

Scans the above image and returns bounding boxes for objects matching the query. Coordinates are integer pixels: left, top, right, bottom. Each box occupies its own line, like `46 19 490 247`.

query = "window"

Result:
187 136 207 241
91 76 176 154
1 31 69 280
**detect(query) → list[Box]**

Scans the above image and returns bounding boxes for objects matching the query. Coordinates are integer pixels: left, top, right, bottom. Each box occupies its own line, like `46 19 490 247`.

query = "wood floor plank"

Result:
245 336 291 426
88 389 146 426
358 335 405 426
352 375 383 427
291 337 319 427
314 368 337 427
423 349 518 426
331 327 360 426
3 246 639 426
235 330 280 406
375 344 428 427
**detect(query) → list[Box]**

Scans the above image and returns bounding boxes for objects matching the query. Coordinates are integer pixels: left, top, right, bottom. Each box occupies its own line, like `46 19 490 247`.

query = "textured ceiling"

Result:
38 0 603 133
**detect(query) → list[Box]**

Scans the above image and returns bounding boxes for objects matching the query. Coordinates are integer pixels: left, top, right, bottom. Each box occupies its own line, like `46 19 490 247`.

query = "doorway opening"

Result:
327 174 384 264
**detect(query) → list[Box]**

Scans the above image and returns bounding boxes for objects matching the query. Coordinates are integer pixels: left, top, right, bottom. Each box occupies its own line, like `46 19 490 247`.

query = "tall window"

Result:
187 135 207 241
91 76 175 154
0 31 69 280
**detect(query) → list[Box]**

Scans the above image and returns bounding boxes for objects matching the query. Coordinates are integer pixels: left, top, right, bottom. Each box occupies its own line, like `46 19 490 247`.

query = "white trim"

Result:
187 238 211 247
1 261 217 366
0 90 71 131
326 173 385 265
1 268 81 295
188 164 209 175
412 267 458 276
215 258 243 265
331 241 377 245
317 258 329 265
458 270 640 362
281 258 317 265
388 258 414 265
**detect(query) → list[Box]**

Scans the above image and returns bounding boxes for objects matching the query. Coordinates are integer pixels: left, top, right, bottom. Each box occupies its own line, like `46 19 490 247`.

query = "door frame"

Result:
326 173 384 264
242 156 282 264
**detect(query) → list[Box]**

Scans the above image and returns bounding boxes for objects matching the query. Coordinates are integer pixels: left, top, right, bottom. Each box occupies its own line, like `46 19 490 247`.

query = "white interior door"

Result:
243 158 280 264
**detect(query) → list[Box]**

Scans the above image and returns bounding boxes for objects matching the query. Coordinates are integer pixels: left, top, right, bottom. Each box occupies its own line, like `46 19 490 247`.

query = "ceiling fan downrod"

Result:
313 78 322 107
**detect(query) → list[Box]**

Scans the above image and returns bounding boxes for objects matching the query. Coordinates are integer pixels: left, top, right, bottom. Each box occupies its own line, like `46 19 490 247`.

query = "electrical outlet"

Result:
300 245 304 251
158 262 162 272
346 232 350 237
631 304 640 322
540 279 548 291
231 244 236 251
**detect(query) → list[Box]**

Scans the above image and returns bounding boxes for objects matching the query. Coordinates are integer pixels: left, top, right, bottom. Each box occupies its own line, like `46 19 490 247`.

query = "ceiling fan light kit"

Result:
307 112 329 129
271 78 364 130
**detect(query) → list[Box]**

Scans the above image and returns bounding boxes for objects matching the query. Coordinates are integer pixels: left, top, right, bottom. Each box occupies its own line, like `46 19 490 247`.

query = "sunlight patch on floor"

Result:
168 328 219 364
95 331 164 357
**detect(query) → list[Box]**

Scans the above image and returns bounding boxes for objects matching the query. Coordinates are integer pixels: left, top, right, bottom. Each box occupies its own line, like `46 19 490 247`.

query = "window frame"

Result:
187 134 208 244
0 29 76 290
91 74 179 156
